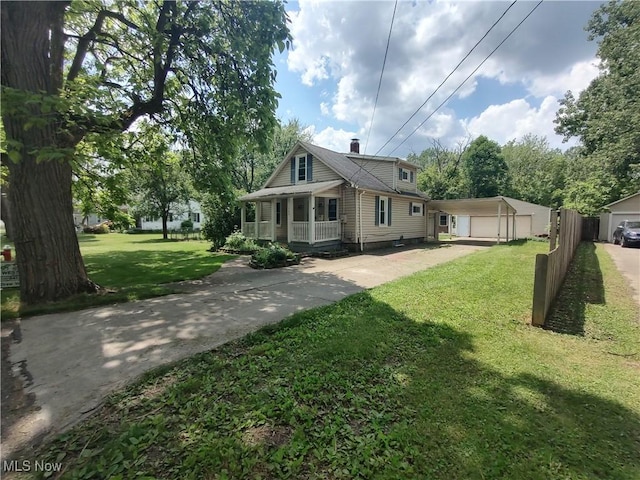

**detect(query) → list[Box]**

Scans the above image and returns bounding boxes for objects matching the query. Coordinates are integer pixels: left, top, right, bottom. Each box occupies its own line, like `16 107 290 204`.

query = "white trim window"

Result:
375 195 392 227
410 202 423 216
399 167 414 183
439 214 448 227
297 155 307 183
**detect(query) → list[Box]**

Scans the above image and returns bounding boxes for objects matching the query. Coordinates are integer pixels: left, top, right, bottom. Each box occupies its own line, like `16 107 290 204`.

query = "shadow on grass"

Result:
76 234 99 243
545 242 604 335
40 291 640 479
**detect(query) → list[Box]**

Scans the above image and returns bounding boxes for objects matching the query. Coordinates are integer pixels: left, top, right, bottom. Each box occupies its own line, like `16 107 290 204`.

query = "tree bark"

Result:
1 2 99 303
162 214 169 240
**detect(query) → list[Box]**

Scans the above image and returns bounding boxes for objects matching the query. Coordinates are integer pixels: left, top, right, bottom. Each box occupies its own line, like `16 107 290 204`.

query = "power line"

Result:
363 0 398 156
374 0 519 156
385 0 544 156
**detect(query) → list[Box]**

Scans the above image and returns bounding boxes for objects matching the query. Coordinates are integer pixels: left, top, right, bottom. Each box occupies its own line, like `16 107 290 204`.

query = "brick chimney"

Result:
350 138 360 154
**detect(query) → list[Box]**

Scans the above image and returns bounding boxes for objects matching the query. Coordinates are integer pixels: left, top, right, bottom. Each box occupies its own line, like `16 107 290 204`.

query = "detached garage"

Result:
599 191 640 243
430 196 551 241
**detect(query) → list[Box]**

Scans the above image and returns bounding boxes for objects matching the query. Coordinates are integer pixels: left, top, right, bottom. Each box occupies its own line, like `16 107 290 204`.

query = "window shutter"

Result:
290 159 295 184
410 171 414 183
375 196 380 226
388 198 392 225
398 167 403 180
422 202 425 216
307 154 313 181
409 202 413 216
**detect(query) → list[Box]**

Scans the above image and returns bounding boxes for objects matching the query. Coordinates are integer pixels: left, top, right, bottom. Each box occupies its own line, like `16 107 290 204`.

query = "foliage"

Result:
223 230 259 252
1 233 234 319
502 134 566 208
37 242 640 479
201 190 242 249
180 219 194 232
251 243 297 268
82 222 110 234
461 135 510 198
555 0 640 208
411 138 470 200
0 0 290 303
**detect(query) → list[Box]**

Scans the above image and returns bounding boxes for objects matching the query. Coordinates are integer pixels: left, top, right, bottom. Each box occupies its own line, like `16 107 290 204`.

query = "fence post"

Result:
532 253 549 327
549 210 558 251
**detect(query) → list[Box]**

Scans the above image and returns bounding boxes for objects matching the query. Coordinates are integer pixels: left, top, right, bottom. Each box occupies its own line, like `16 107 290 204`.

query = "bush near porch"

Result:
37 242 640 479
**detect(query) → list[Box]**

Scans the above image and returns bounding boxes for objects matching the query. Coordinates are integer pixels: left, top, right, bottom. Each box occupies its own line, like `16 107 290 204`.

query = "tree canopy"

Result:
555 0 640 210
1 1 290 304
462 135 510 198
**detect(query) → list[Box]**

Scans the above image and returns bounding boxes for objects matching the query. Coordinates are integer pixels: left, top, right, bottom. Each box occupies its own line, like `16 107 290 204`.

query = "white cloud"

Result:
309 126 358 153
462 96 575 149
285 0 599 155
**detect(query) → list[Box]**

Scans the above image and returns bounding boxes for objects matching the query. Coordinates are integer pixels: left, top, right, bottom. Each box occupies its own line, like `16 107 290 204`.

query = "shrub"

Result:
222 230 259 252
180 219 194 232
83 222 110 234
251 243 298 268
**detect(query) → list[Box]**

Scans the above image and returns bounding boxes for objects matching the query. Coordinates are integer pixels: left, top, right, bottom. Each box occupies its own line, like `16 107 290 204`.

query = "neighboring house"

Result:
239 139 430 252
138 200 204 231
598 191 640 243
430 196 551 240
73 212 102 227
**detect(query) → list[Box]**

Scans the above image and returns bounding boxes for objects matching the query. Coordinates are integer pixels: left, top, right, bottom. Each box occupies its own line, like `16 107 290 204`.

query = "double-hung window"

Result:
375 196 391 227
297 155 307 183
328 198 338 221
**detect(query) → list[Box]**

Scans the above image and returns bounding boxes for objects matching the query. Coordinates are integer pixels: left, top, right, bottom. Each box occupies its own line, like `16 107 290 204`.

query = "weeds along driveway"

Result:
3 243 486 459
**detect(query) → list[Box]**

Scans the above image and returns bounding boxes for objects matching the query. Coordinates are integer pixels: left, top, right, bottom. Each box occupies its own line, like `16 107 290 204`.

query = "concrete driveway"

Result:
602 243 640 307
2 243 487 459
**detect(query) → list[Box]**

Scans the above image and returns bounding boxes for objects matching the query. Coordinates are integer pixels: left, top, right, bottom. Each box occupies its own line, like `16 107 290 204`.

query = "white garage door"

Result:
470 216 532 239
609 213 640 242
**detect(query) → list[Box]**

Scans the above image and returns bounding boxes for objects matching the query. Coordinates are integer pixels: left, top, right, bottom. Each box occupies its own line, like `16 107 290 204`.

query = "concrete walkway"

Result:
2 243 487 459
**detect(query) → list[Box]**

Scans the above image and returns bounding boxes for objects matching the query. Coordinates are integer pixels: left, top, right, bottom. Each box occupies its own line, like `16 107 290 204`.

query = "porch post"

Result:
287 197 293 243
241 203 246 236
256 201 262 240
513 211 517 239
497 202 502 244
506 206 510 242
271 200 277 241
309 194 315 245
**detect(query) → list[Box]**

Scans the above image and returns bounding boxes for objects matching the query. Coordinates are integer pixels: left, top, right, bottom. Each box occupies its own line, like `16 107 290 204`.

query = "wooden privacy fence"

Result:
531 208 583 327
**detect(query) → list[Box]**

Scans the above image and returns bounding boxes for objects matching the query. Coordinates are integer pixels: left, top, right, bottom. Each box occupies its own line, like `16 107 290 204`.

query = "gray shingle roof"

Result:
299 141 395 194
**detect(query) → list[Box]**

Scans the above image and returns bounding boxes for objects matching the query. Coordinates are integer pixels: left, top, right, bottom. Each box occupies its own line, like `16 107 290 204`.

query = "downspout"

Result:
359 189 366 252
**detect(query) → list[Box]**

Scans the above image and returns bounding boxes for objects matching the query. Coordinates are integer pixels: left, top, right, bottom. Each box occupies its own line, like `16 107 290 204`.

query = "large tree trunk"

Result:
1 2 99 304
162 214 169 239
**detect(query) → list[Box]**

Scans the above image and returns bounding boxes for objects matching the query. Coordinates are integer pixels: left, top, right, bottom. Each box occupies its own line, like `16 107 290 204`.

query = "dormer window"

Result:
290 153 313 184
399 167 414 183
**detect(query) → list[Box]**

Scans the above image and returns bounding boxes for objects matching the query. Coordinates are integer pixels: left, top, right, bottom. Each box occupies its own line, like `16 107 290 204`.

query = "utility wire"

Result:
374 0 519 156
363 0 398 156
385 0 543 156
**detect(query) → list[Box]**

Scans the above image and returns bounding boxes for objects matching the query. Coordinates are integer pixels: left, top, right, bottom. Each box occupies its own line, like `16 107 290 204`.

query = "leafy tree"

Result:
1 1 290 304
555 0 640 208
502 134 566 208
201 190 242 249
461 136 510 198
128 124 192 239
412 138 470 200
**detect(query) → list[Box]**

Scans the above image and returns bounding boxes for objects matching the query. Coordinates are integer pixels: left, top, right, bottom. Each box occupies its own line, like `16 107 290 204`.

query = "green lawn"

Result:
37 241 640 479
1 233 233 319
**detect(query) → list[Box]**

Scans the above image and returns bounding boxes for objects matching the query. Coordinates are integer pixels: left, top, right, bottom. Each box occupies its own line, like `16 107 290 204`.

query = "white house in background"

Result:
138 200 204 230
239 139 431 252
598 191 640 242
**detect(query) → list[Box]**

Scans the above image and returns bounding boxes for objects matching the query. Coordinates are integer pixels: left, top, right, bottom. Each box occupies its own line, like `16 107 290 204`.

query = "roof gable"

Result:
604 191 640 210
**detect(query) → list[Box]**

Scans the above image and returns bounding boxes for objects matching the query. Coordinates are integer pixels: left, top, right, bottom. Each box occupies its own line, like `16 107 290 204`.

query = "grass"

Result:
0 233 234 319
34 241 640 479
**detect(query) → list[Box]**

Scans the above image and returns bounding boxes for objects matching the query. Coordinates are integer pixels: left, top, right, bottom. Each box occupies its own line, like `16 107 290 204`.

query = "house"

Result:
138 200 204 231
239 139 430 252
598 191 640 242
430 196 551 240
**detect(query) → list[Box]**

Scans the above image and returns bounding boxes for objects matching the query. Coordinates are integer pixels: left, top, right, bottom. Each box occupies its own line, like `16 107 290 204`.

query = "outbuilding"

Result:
598 191 640 243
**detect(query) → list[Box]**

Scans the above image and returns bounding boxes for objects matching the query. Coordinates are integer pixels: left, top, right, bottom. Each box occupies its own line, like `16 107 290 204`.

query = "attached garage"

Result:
429 196 551 241
599 192 640 243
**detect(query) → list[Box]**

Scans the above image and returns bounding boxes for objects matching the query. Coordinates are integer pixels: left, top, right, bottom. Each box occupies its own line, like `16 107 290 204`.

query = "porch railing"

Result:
315 220 341 242
243 222 256 238
291 221 309 242
258 221 272 239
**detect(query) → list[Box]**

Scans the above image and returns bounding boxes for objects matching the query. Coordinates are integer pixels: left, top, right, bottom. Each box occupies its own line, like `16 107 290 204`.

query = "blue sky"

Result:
273 0 602 157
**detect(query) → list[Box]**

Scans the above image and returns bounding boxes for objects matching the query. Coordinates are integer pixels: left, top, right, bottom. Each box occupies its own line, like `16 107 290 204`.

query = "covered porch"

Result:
239 180 343 246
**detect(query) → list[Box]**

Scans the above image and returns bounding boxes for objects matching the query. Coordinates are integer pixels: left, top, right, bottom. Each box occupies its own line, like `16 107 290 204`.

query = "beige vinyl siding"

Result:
316 186 341 198
342 186 357 243
469 215 532 239
351 159 395 189
397 164 418 193
268 149 343 187
360 193 426 243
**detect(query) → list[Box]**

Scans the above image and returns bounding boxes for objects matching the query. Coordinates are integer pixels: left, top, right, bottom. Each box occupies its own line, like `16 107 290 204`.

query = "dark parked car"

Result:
612 220 640 247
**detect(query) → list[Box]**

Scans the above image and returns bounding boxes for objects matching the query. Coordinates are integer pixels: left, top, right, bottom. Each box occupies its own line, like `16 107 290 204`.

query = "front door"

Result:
457 215 470 237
